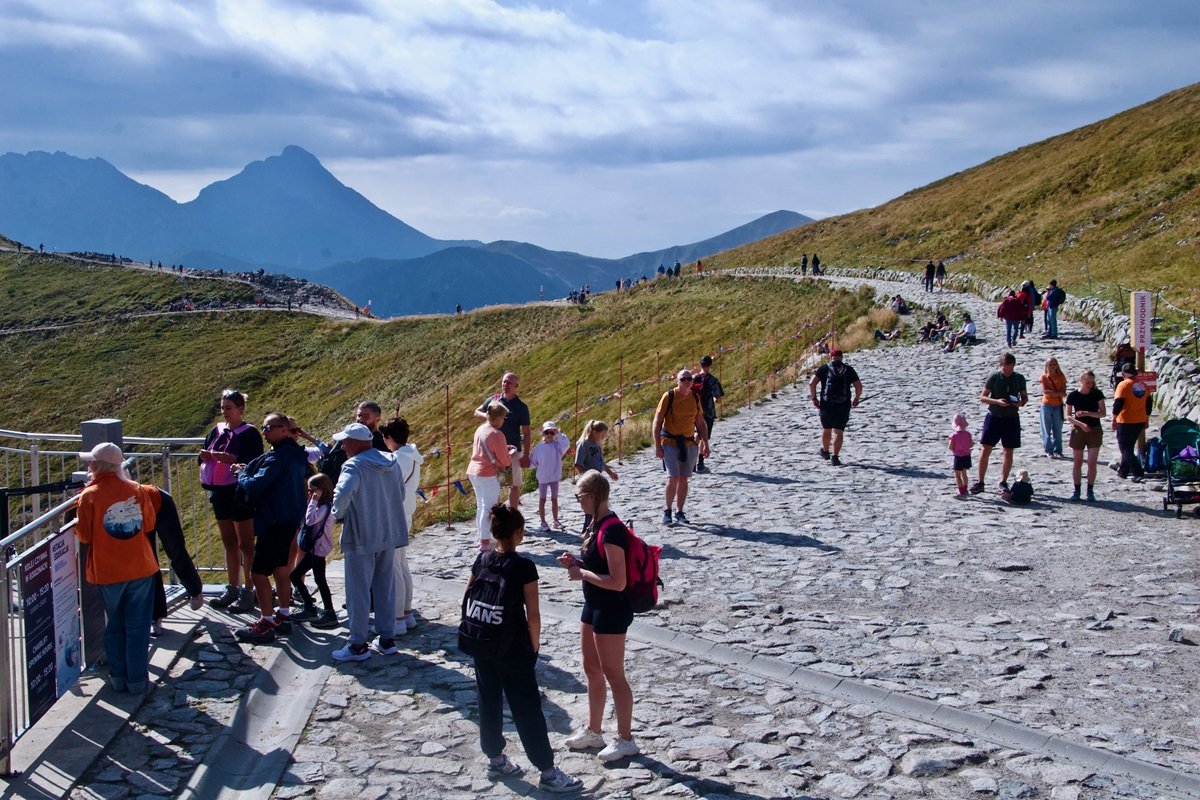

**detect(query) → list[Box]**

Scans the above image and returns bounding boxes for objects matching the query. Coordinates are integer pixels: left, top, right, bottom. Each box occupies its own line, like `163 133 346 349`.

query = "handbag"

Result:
480 434 513 487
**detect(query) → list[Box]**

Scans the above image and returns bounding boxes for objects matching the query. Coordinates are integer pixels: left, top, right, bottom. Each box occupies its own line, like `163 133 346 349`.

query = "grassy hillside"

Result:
710 83 1200 312
1 253 876 529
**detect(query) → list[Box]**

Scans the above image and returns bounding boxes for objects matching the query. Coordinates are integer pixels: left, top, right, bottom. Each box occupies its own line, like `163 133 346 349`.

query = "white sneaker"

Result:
393 618 409 635
538 520 551 533
563 727 605 750
402 613 417 629
597 736 639 762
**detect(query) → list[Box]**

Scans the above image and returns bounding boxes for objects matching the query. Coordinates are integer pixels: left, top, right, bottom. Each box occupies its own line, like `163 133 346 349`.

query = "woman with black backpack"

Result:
460 504 582 793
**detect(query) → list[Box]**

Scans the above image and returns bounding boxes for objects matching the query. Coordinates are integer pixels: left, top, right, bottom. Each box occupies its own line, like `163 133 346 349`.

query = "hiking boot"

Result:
598 736 640 762
969 481 985 495
311 609 340 629
819 448 830 460
830 454 841 466
227 587 257 614
673 509 689 525
564 727 606 750
661 509 673 526
1070 487 1081 502
538 767 583 793
1086 486 1096 502
235 617 277 644
486 754 522 779
332 641 371 662
291 604 320 623
210 584 239 608
695 462 710 474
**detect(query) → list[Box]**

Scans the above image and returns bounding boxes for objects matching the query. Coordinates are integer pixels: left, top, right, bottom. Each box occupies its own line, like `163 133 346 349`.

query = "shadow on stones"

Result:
848 463 945 480
720 470 802 486
626 753 813 799
690 524 841 552
658 543 710 562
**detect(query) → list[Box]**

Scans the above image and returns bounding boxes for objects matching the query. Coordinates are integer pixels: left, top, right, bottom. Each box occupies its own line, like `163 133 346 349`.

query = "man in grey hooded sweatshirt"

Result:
330 422 409 661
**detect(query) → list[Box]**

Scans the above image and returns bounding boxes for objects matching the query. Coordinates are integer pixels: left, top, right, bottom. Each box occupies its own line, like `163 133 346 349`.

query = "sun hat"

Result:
78 442 124 465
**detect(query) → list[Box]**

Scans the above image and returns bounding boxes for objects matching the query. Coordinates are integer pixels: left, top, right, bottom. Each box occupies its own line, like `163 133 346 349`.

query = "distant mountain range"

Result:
0 146 811 315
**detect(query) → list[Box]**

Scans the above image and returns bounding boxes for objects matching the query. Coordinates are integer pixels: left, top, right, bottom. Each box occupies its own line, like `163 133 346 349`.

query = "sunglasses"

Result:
678 376 693 382
261 423 287 432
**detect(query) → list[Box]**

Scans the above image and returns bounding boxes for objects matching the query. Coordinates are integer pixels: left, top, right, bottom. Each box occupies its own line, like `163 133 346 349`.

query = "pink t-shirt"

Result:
949 429 973 457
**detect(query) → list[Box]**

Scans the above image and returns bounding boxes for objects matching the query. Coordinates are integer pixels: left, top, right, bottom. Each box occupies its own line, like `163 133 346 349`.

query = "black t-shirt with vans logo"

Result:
468 550 538 655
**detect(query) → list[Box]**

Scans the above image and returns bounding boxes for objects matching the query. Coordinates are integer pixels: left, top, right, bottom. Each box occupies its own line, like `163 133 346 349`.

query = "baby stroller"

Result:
1161 418 1200 518
1110 343 1137 388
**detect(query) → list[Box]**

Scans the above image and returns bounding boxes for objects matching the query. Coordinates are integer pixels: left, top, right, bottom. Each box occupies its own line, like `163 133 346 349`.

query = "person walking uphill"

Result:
75 443 160 694
693 355 725 474
233 413 309 644
809 349 863 466
476 373 531 508
329 422 409 661
971 353 1028 495
652 369 710 526
1112 363 1152 481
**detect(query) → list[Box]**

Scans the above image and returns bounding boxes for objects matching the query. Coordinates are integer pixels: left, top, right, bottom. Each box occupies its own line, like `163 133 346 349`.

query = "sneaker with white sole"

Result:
563 727 605 750
486 754 522 778
375 637 398 655
597 736 640 762
402 613 417 629
672 509 689 525
332 641 370 662
538 520 551 533
538 766 583 793
661 509 673 527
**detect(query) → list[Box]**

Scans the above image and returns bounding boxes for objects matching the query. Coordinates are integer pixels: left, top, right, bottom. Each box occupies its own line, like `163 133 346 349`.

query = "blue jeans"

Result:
1047 305 1059 337
1040 404 1064 456
100 574 155 693
1005 320 1021 346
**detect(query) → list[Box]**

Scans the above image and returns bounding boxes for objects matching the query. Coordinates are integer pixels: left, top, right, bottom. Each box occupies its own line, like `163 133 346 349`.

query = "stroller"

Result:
1110 343 1138 388
1161 418 1200 518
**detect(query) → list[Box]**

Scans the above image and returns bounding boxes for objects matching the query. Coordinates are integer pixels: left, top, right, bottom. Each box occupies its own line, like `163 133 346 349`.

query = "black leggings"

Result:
290 553 334 610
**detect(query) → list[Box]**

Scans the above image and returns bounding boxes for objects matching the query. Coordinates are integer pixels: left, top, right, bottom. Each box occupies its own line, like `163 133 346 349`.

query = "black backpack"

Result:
823 364 851 404
458 553 516 658
316 445 348 483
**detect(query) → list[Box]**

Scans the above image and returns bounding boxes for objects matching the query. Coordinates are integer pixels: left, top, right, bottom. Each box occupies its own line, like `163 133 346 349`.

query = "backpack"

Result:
596 516 662 613
316 445 348 483
1143 437 1166 473
199 422 253 488
823 364 851 405
458 553 517 658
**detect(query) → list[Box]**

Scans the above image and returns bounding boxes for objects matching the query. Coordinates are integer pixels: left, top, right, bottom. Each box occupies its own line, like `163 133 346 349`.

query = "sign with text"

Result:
19 530 82 729
1136 371 1158 393
1130 291 1153 351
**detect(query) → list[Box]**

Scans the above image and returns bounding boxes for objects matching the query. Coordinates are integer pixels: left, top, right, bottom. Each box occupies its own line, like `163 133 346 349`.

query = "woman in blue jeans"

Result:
1038 357 1067 457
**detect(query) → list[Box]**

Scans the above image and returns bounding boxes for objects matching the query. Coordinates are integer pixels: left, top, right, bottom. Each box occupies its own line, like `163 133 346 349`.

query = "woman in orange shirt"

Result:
1038 357 1068 458
74 443 160 694
466 403 513 552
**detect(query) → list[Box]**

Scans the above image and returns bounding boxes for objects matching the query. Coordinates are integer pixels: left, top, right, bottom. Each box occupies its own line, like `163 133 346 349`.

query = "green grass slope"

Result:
1 252 875 527
711 83 1200 310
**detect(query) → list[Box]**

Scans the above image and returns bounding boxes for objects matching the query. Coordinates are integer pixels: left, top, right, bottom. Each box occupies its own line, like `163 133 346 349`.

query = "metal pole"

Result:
0 490 12 777
617 357 624 465
444 384 452 530
29 444 40 519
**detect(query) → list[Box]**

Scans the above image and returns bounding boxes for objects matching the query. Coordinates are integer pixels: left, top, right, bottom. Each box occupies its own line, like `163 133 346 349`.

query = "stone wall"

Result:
766 266 1200 423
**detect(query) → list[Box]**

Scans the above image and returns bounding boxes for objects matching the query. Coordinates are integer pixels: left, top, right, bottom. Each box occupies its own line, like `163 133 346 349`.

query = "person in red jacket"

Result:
74 443 160 694
997 290 1027 347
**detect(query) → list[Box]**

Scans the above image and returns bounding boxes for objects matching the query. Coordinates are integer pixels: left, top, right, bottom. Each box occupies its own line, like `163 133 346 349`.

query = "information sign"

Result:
1131 291 1153 351
19 530 82 729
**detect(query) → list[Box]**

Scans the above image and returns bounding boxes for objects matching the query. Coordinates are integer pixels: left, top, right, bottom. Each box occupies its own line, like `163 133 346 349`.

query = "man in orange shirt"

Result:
1112 363 1152 481
74 443 160 694
652 369 710 526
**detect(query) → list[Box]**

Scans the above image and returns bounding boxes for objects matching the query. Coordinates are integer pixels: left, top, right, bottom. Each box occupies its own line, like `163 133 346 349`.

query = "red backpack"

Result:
596 516 662 613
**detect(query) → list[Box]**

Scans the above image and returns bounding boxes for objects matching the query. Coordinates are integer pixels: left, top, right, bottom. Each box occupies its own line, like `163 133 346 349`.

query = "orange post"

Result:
444 384 452 529
574 381 580 443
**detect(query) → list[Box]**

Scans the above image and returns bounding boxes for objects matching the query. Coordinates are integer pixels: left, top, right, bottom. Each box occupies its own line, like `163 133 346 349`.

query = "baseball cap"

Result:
332 422 373 442
699 355 713 366
78 442 124 465
830 349 843 358
541 420 559 433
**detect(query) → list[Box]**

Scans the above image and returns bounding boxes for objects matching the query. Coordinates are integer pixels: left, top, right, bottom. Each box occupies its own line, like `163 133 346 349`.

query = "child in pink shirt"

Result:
948 413 974 497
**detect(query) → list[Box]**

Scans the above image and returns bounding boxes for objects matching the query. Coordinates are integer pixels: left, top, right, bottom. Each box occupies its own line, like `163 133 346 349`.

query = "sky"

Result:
1 0 1197 258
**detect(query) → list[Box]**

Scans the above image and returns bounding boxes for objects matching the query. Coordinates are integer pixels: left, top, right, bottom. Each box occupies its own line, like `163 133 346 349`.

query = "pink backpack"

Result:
596 516 662 613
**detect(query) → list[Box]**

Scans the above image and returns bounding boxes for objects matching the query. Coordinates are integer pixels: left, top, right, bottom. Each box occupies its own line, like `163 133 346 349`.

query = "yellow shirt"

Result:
656 389 702 443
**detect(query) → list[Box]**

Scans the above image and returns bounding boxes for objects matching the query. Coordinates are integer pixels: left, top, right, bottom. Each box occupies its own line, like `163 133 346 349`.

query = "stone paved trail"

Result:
69 274 1200 800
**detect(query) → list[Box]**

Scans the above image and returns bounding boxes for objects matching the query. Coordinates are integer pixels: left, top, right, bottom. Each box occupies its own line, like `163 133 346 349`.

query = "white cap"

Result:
542 420 559 433
78 442 124 465
332 422 373 442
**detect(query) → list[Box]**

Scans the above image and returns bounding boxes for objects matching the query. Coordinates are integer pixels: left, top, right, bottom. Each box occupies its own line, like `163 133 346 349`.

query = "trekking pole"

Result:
444 384 452 530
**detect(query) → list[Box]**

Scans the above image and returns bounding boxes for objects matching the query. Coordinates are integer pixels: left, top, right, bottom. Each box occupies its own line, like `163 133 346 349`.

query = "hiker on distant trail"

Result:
924 261 936 292
475 372 532 508
693 355 724 473
971 352 1028 495
809 349 863 467
1112 363 1152 481
801 254 808 275
1043 279 1066 339
652 369 709 526
811 253 821 275
935 260 947 289
1018 281 1038 338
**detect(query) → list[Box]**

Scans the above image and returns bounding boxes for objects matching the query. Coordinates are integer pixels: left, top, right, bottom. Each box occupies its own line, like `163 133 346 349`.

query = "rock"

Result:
816 772 869 798
853 755 893 780
900 746 986 777
972 777 998 793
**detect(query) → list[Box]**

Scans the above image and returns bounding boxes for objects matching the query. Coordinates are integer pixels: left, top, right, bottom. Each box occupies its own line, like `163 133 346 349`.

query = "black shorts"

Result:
580 598 633 635
208 484 254 522
251 522 295 575
952 455 972 471
980 414 1021 449
819 402 851 431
